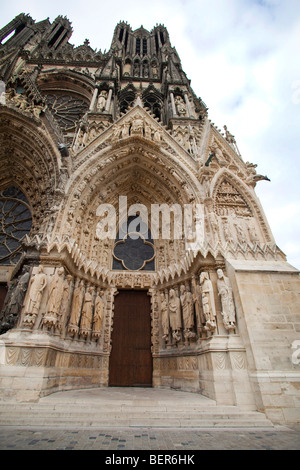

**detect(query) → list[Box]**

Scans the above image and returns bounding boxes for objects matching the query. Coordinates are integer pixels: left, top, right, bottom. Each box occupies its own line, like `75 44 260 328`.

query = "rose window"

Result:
0 187 32 265
45 94 89 130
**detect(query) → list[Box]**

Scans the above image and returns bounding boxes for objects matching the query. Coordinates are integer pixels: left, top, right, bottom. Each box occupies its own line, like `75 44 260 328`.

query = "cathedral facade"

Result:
0 13 299 424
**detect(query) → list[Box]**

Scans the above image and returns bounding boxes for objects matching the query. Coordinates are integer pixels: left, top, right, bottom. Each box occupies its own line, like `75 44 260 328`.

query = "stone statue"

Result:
223 220 234 243
192 275 206 334
160 291 169 341
216 269 236 332
223 125 236 144
0 280 17 334
199 272 217 331
0 267 30 334
152 63 158 78
174 95 187 116
80 285 94 338
168 288 182 342
235 223 247 244
43 267 65 329
133 62 140 77
131 118 144 135
23 266 47 327
92 289 105 340
180 284 195 339
223 125 241 155
59 274 73 329
97 90 107 112
68 279 85 335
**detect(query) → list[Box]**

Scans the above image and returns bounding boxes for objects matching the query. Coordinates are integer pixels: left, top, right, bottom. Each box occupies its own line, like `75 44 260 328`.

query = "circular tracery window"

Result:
45 94 89 130
0 187 32 265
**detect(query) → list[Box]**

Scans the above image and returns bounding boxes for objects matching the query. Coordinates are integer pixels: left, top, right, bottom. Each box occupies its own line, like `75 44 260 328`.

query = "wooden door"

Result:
109 290 152 387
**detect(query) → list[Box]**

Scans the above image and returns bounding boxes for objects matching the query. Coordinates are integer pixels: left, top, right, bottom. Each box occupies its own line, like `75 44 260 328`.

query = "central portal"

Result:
109 290 153 387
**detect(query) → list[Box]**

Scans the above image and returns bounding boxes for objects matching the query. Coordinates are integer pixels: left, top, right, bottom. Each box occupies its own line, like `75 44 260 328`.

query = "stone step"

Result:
0 388 275 429
0 417 274 428
0 407 273 428
0 404 270 417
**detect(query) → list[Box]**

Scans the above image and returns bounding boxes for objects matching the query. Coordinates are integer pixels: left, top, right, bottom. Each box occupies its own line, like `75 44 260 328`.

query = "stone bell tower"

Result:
0 14 299 425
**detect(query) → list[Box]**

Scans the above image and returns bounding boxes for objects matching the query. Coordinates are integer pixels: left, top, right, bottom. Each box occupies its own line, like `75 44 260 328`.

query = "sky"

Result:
1 0 300 269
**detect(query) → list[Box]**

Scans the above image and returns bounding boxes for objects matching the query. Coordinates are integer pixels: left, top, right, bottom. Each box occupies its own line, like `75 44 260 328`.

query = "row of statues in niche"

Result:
125 61 158 79
160 269 236 346
205 208 261 247
112 116 162 142
21 266 106 342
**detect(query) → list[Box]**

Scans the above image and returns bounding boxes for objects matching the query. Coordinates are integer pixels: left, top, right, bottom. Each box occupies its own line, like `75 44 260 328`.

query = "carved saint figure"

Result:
216 269 236 331
160 291 169 341
97 90 107 112
80 286 94 337
0 267 30 333
180 284 195 338
168 288 182 342
43 267 65 328
131 118 144 135
23 266 47 327
174 95 187 116
92 289 105 340
224 125 236 144
59 274 73 328
68 279 85 334
199 272 216 331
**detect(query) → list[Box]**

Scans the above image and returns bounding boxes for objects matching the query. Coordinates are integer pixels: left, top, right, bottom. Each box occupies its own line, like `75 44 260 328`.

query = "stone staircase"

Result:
0 387 275 429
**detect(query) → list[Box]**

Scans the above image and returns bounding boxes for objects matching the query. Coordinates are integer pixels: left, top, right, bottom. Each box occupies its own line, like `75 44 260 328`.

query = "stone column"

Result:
184 92 193 117
105 88 113 113
89 87 98 112
170 92 178 117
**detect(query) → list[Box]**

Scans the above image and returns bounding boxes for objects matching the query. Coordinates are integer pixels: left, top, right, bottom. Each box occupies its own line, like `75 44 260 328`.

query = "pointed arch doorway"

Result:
109 290 153 387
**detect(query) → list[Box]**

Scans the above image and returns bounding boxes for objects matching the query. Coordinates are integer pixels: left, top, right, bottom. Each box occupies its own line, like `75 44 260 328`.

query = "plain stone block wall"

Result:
227 260 300 423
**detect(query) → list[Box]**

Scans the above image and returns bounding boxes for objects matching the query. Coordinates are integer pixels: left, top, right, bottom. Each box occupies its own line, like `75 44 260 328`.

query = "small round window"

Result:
0 187 32 265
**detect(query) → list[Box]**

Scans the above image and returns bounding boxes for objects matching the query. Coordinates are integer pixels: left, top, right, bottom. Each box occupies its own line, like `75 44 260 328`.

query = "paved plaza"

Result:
0 388 299 451
0 425 299 450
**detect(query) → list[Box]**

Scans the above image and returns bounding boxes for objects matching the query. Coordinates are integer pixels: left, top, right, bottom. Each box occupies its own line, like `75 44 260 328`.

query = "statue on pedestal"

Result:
68 279 85 336
160 291 169 342
0 267 30 334
92 289 105 340
216 269 236 332
80 286 94 338
43 267 65 329
180 284 195 340
23 266 47 328
97 90 108 112
168 288 182 342
200 272 217 331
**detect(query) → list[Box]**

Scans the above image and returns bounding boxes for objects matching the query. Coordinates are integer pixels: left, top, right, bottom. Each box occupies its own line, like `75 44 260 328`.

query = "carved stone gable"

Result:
215 180 252 217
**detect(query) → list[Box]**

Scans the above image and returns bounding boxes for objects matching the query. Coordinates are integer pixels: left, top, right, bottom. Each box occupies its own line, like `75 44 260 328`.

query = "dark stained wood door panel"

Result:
109 290 152 387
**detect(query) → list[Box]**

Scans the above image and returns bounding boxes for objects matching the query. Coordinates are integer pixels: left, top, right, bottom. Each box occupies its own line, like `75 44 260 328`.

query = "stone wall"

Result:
0 330 109 401
227 259 300 424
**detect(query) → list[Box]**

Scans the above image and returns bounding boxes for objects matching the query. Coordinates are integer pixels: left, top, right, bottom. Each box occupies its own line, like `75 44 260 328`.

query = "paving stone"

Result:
0 426 300 450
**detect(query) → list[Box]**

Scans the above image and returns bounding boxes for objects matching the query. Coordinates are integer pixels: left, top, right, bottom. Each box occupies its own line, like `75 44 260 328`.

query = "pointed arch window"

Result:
0 187 32 265
143 38 148 55
136 37 141 55
119 86 136 114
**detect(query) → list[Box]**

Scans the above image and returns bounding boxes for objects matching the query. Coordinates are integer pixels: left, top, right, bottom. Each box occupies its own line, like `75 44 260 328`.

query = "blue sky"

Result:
1 0 300 269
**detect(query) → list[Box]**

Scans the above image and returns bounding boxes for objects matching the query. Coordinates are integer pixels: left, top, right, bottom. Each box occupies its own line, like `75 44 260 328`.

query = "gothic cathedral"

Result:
0 13 299 425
